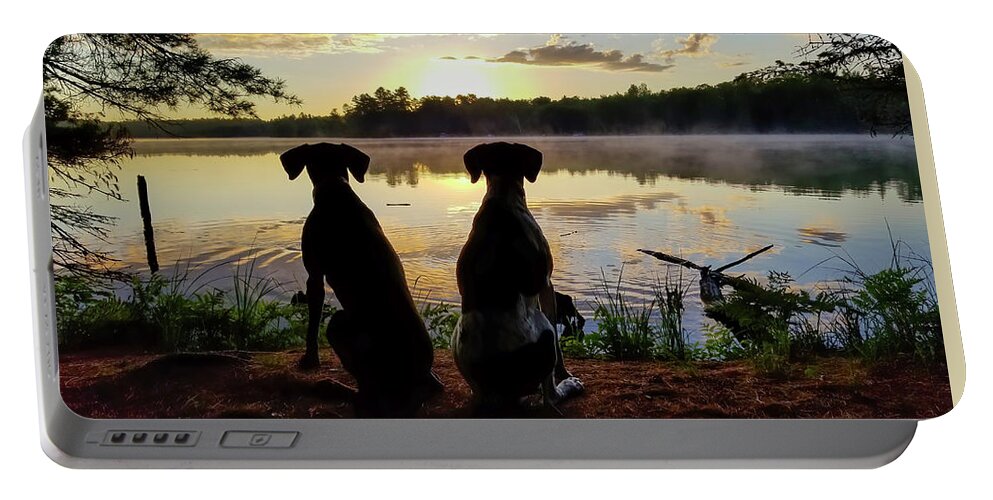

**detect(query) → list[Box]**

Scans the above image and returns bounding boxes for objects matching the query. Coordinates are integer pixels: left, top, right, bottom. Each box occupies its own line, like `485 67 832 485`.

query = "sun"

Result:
412 58 502 98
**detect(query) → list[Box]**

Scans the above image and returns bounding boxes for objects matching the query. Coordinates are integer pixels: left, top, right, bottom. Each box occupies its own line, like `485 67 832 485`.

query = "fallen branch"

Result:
637 245 774 303
715 244 774 272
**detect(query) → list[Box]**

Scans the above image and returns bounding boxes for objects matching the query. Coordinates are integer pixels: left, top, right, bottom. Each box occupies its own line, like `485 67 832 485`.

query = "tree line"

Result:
47 33 908 278
119 73 895 139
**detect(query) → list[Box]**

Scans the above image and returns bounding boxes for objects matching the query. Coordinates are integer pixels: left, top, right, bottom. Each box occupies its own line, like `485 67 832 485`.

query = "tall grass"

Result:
228 255 290 350
653 267 695 361
570 267 700 361
586 268 658 360
58 261 466 354
55 253 323 352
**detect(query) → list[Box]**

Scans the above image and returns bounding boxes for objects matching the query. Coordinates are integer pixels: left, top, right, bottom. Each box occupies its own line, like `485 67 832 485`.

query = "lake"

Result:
80 135 929 340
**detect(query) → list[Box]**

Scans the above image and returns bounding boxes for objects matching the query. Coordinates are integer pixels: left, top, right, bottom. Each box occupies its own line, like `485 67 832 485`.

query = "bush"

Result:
410 279 462 349
704 233 945 368
750 326 792 378
559 335 595 359
704 271 835 368
833 262 942 364
421 301 460 349
55 274 130 348
54 255 331 352
701 323 747 360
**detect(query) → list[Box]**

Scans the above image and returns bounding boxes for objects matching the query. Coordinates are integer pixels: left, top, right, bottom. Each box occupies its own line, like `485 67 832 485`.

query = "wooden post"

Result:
137 175 159 273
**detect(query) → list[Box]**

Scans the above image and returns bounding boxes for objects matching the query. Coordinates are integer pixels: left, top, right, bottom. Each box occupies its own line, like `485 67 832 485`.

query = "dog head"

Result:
463 142 543 184
280 143 370 186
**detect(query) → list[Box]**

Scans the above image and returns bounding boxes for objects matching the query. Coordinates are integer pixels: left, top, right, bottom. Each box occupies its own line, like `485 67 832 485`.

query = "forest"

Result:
119 73 894 138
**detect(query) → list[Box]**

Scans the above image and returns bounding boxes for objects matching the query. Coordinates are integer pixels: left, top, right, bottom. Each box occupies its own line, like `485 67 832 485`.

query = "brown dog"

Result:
280 143 441 416
453 142 583 414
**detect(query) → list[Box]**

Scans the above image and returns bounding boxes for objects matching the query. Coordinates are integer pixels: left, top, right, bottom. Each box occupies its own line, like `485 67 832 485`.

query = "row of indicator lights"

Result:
110 432 192 444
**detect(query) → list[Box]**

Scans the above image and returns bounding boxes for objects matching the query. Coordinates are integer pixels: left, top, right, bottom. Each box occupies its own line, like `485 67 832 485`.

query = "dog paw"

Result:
556 377 584 399
297 352 321 371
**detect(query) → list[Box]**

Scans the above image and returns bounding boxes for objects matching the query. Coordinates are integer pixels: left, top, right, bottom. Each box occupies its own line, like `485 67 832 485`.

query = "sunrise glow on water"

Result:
76 134 927 339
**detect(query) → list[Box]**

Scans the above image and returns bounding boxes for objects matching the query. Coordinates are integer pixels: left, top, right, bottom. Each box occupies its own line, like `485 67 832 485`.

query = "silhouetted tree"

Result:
121 77 864 139
43 34 299 277
743 34 909 135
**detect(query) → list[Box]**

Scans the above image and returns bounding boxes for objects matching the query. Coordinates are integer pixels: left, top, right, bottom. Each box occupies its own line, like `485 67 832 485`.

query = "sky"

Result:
186 33 811 119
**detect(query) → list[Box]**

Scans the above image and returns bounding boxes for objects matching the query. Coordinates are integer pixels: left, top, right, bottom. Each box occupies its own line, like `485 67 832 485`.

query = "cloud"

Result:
674 202 732 227
530 192 682 219
716 52 751 68
657 33 719 61
195 34 390 58
798 226 848 246
487 36 674 72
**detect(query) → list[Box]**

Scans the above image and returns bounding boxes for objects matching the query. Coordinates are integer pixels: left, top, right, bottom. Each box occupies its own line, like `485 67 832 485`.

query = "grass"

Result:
567 267 703 362
825 234 944 365
560 232 944 376
55 255 329 352
57 263 465 354
703 270 835 375
701 323 748 361
654 267 697 361
411 278 462 349
702 232 944 372
56 230 945 373
750 326 792 378
585 268 658 360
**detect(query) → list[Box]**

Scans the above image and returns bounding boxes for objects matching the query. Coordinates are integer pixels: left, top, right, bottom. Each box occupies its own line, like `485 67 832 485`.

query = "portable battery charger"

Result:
25 33 965 467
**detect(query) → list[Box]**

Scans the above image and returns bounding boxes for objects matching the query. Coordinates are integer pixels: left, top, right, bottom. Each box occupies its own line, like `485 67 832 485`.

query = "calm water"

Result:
81 135 929 339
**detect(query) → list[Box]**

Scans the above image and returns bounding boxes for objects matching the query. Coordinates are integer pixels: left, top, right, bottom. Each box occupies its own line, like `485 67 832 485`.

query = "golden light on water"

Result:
87 136 929 338
436 174 478 191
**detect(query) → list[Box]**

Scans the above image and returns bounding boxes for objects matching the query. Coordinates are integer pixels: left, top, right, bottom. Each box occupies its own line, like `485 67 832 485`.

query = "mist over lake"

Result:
84 134 927 340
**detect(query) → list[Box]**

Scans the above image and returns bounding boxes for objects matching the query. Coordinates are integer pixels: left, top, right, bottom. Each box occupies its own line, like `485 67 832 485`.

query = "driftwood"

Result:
637 245 773 303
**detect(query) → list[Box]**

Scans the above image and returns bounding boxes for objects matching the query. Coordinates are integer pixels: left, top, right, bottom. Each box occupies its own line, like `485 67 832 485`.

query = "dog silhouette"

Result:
280 143 441 416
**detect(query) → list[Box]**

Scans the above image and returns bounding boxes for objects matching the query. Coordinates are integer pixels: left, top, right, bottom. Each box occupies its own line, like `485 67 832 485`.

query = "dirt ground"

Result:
59 348 953 419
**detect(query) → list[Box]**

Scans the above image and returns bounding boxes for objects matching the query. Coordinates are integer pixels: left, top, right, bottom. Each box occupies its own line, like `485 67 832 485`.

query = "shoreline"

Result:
59 348 953 419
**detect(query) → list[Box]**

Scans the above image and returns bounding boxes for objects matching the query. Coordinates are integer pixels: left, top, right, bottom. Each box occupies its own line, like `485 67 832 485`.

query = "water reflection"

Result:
87 135 928 339
132 135 923 202
798 226 849 247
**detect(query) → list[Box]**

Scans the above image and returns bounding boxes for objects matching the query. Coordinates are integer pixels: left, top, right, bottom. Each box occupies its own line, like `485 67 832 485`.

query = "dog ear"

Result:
280 144 312 180
463 143 488 183
515 143 543 183
340 144 370 183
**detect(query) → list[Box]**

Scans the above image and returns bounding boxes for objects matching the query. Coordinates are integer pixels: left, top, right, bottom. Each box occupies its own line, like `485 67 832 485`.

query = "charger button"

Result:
220 431 298 449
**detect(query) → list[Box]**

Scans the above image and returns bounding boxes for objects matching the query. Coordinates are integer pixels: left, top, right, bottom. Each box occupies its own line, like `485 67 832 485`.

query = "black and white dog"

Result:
453 142 583 413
